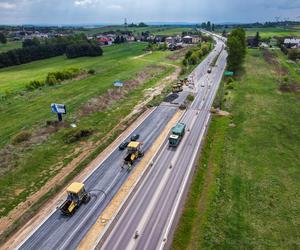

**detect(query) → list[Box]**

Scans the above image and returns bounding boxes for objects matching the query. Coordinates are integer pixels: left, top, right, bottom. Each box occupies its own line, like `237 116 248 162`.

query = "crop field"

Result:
0 42 182 219
172 49 300 249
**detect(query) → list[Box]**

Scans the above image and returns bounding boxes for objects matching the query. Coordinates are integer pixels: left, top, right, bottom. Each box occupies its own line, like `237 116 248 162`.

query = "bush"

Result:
12 131 31 144
88 69 96 74
180 67 187 75
25 80 45 91
187 94 195 102
64 127 93 143
288 49 300 61
46 74 58 86
227 84 234 90
45 68 81 86
227 77 235 84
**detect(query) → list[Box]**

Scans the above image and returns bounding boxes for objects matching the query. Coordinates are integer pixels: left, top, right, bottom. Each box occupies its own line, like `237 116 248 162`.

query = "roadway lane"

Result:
99 37 227 250
19 105 178 250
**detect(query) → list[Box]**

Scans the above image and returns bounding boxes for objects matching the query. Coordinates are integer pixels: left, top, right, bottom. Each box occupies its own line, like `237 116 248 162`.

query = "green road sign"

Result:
224 71 234 76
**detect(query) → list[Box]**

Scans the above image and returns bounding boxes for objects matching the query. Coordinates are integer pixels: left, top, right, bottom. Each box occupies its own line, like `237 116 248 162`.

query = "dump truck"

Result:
169 122 186 147
172 82 183 93
59 182 90 216
123 141 144 171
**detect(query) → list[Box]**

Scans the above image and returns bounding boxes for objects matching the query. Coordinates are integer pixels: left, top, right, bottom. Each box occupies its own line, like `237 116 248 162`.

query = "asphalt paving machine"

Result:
122 141 144 171
59 182 90 216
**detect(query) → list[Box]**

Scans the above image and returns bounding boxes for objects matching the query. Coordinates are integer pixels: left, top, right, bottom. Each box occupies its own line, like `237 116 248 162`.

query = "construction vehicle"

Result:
123 141 144 170
169 122 186 147
59 182 90 216
172 81 183 93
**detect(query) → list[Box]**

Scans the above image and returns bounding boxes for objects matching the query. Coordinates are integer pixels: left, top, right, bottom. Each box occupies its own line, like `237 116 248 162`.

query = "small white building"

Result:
284 38 300 48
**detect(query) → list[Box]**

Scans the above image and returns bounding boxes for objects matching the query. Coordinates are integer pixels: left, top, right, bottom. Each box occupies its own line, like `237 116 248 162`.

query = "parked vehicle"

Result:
130 134 140 141
119 141 129 150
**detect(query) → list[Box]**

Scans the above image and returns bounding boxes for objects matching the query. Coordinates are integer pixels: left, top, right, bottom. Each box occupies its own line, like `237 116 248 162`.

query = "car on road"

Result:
119 141 129 150
207 67 212 73
130 134 140 141
201 82 205 87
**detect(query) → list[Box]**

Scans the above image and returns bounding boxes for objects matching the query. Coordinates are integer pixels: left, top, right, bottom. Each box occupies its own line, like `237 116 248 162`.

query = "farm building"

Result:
284 38 300 48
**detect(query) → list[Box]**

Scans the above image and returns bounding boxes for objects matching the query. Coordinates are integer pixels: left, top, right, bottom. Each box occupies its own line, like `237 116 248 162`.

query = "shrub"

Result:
64 127 93 143
25 80 45 91
12 131 31 144
88 69 96 74
288 49 300 61
46 74 58 86
187 94 195 102
227 77 235 84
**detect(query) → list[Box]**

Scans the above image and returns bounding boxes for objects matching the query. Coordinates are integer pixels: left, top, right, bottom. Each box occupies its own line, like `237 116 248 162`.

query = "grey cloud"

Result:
0 0 299 25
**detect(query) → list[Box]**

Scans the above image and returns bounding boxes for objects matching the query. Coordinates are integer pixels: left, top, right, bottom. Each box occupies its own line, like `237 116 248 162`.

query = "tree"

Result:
22 37 40 47
222 30 227 37
138 22 148 27
0 33 7 44
253 32 260 47
212 24 215 31
207 21 211 31
227 28 247 71
230 28 246 58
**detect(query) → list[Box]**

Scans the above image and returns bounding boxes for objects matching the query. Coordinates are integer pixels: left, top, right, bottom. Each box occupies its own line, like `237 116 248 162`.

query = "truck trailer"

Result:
168 122 186 147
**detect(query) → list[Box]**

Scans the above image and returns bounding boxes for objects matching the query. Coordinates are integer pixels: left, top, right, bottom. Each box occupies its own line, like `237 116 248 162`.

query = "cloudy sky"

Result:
1 0 300 25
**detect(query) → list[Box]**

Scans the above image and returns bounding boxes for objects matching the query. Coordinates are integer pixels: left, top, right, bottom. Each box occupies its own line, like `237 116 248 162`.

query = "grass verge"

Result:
172 48 300 249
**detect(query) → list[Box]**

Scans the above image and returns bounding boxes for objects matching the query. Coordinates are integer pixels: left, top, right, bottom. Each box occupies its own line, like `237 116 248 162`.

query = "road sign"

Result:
114 81 124 87
51 103 66 122
51 103 67 114
224 71 234 76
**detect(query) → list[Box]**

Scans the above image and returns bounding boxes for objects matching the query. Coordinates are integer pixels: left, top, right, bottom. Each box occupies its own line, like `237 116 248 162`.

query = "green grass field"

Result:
0 42 181 219
77 25 194 36
0 41 22 53
217 26 300 38
172 49 300 249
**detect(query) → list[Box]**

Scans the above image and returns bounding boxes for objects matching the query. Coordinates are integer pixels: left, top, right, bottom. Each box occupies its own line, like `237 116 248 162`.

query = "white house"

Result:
284 38 300 48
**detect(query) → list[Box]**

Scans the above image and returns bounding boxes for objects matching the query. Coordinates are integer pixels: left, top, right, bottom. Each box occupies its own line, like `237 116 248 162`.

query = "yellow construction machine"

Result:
59 182 90 216
123 141 144 171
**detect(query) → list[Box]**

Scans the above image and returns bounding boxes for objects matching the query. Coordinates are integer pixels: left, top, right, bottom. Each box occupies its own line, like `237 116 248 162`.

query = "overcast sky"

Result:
1 0 300 25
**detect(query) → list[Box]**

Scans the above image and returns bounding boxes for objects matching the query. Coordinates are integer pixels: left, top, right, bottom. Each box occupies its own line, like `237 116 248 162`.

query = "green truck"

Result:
169 122 186 147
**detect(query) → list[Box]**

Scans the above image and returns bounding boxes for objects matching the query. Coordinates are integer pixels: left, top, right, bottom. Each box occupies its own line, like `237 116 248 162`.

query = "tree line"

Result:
227 28 246 72
0 34 103 68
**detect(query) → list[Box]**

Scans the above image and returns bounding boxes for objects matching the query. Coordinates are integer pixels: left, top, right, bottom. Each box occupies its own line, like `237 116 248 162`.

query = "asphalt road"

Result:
18 105 178 250
99 37 227 250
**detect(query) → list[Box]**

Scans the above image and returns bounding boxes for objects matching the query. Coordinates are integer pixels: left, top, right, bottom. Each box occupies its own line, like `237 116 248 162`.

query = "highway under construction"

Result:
18 33 227 250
